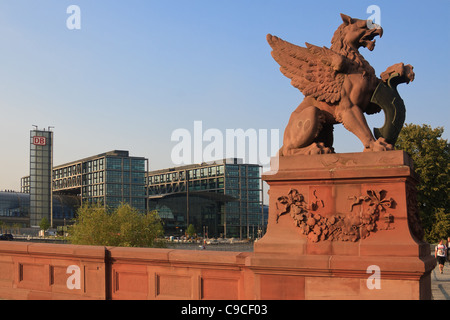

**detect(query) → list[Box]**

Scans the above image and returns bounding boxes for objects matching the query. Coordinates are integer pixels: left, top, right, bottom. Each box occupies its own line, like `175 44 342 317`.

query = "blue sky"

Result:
0 0 448 190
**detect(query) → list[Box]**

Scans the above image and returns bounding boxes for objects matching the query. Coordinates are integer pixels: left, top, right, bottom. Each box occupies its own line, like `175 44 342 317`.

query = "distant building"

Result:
19 131 265 237
21 150 148 225
0 191 79 228
52 150 147 211
147 159 264 239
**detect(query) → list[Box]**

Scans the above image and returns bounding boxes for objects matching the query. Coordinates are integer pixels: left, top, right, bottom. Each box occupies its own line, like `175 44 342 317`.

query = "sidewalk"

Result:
431 261 450 300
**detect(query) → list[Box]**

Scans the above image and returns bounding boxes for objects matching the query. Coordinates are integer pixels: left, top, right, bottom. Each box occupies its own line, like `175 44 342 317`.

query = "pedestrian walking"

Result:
447 237 450 262
435 239 447 274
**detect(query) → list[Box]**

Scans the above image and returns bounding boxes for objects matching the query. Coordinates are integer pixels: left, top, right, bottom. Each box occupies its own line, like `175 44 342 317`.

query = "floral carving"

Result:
405 182 424 240
276 189 395 242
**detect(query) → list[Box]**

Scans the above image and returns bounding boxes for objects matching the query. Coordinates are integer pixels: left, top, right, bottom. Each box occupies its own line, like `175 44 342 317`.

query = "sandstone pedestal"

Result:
252 150 435 299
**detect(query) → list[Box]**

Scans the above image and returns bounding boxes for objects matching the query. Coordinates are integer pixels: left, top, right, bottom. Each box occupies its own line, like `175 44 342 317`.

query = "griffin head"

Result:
335 13 383 52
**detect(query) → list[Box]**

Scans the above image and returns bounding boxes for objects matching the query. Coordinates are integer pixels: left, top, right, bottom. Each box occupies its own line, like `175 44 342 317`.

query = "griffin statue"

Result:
268 13 415 155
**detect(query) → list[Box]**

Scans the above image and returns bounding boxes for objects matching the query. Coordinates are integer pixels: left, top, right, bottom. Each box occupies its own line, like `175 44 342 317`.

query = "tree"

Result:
429 208 450 241
186 224 196 238
395 123 450 242
68 203 114 246
39 217 51 234
69 203 165 248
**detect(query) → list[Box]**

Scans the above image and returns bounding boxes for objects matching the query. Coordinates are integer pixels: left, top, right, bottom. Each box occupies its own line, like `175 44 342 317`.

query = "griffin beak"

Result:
374 26 383 38
368 26 383 39
362 26 383 51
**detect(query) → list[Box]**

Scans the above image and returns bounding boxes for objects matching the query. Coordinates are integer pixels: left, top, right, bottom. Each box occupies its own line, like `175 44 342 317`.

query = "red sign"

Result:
33 136 47 146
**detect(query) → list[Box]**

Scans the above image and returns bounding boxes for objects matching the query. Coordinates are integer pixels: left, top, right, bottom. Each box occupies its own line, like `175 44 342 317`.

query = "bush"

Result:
69 203 165 248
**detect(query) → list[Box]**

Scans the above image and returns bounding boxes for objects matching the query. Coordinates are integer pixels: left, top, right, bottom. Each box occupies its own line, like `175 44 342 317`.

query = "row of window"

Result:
106 157 145 172
54 176 81 190
30 169 52 177
30 149 52 158
148 182 260 196
54 163 82 179
52 157 146 181
147 165 260 185
83 196 146 210
225 177 260 189
30 159 52 166
52 170 147 190
0 208 28 217
148 166 225 185
150 176 259 188
106 171 145 184
226 201 262 209
225 189 261 200
82 183 147 198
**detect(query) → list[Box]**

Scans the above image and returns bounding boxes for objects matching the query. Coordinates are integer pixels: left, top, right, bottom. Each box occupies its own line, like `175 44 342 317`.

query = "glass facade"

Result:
23 150 147 213
0 191 79 227
103 155 146 211
147 159 263 238
223 164 262 239
21 150 148 221
0 192 29 219
147 193 229 238
20 147 264 237
29 130 53 227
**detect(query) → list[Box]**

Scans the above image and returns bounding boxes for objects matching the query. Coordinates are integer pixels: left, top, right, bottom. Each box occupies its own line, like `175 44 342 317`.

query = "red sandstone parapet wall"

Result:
0 242 107 300
0 242 254 300
0 240 433 300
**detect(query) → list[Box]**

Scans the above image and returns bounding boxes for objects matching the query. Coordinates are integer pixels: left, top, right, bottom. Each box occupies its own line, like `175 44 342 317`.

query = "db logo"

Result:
33 136 47 146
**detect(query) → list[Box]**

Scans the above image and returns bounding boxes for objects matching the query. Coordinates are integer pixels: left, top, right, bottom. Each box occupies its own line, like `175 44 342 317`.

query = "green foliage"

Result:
69 203 165 248
429 208 450 242
395 123 450 242
186 224 196 238
39 217 51 232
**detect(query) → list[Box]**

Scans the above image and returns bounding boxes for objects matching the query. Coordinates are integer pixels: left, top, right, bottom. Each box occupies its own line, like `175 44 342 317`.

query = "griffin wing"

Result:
267 34 346 104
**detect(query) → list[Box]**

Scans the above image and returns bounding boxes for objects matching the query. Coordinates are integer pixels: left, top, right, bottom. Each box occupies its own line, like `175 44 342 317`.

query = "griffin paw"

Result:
283 142 334 155
364 138 394 152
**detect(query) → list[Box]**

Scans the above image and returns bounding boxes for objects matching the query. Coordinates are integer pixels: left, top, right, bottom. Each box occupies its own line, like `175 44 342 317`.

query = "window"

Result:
226 165 239 176
106 171 122 183
247 178 260 189
131 159 145 171
123 159 130 171
106 158 122 170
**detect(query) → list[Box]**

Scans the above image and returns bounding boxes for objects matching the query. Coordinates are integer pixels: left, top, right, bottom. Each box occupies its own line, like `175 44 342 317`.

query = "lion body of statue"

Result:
268 13 414 155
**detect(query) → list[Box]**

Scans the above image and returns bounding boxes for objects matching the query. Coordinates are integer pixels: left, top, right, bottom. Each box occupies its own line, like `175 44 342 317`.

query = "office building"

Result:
19 135 265 237
147 159 264 239
22 150 148 216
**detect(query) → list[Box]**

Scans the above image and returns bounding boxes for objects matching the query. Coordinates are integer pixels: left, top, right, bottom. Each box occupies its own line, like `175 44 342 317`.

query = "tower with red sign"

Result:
30 127 53 228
